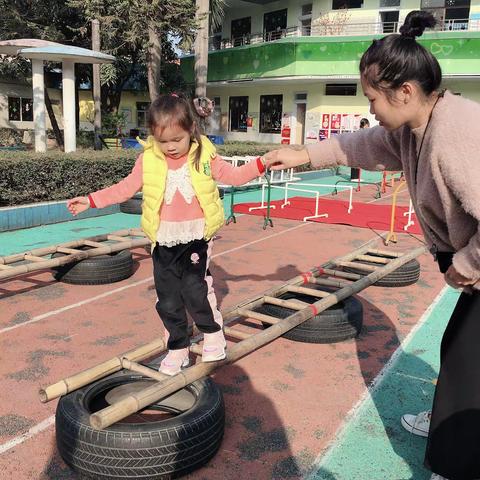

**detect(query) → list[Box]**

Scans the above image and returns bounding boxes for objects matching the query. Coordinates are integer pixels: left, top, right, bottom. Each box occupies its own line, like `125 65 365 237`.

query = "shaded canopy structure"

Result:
0 39 114 152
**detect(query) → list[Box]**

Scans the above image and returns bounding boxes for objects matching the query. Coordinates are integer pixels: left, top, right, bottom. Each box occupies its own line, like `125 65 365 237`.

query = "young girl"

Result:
67 95 266 375
264 10 480 480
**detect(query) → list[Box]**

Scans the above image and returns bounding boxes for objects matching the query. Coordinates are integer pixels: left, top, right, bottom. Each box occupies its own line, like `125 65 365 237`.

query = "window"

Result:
302 4 313 15
380 0 400 6
421 0 471 29
231 17 251 47
229 96 248 132
295 93 308 101
332 0 363 9
264 9 288 41
8 97 33 121
300 4 313 36
380 10 400 33
260 95 283 134
136 102 150 128
325 84 357 96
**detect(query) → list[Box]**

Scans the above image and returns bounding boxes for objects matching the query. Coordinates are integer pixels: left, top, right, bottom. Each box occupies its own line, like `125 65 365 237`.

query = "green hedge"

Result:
0 141 312 206
0 150 137 206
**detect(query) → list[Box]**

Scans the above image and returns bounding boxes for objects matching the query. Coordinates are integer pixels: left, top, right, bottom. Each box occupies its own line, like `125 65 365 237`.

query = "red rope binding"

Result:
301 272 312 284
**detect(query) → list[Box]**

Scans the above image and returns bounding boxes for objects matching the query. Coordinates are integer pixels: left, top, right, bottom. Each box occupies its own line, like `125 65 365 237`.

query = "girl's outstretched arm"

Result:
89 154 143 209
211 155 265 186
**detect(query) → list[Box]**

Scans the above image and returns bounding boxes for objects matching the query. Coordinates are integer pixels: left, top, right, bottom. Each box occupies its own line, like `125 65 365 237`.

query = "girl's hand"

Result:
263 146 311 170
445 264 478 291
67 196 90 216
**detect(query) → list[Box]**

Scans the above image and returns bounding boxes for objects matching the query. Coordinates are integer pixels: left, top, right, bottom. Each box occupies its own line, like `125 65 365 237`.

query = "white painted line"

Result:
305 285 449 478
1 223 309 335
0 277 153 335
0 415 55 455
212 222 308 258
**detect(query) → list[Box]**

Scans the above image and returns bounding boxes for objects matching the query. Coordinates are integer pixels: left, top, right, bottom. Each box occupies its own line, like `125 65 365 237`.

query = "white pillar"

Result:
31 59 46 152
62 60 76 152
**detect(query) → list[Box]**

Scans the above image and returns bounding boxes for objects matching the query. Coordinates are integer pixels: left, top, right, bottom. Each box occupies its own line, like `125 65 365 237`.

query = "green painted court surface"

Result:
0 167 456 479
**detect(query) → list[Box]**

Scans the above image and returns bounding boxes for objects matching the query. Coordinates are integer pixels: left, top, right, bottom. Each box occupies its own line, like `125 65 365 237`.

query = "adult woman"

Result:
264 10 480 480
350 118 370 180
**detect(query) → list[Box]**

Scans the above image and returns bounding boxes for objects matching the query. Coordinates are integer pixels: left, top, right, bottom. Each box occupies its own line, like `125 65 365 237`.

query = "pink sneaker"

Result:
202 330 227 362
159 348 189 376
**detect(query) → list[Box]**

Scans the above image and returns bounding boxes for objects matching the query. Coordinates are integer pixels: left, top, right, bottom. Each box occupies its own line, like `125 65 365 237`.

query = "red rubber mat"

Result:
234 196 422 234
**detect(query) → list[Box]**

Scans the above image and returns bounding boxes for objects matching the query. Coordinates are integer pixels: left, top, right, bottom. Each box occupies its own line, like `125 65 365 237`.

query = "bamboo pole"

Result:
309 278 350 289
189 344 203 355
0 238 149 281
39 236 397 404
224 327 254 340
0 228 147 265
320 268 361 281
24 255 47 262
39 336 167 402
120 358 168 382
263 296 307 310
336 260 378 273
368 248 403 258
220 236 381 323
355 254 390 264
90 245 427 430
286 285 330 298
237 309 280 324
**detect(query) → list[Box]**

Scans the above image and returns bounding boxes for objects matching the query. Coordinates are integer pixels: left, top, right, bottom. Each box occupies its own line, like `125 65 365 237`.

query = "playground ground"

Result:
0 169 456 479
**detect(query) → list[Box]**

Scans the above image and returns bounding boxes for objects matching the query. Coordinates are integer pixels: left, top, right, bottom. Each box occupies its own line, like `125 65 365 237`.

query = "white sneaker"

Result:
401 410 431 437
430 474 449 480
159 348 189 376
202 330 227 362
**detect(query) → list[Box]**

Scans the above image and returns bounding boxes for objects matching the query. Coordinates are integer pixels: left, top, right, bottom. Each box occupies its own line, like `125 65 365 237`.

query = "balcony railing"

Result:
208 19 478 51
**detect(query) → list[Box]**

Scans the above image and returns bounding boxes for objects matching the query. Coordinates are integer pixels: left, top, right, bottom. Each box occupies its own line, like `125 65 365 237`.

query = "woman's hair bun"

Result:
399 10 436 39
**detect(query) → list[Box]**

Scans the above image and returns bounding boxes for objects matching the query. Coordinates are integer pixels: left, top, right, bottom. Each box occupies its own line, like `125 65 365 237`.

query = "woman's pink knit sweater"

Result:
306 91 480 282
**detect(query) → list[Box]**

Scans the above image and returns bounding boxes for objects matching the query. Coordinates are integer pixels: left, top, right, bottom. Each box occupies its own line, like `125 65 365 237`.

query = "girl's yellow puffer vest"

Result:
140 135 224 244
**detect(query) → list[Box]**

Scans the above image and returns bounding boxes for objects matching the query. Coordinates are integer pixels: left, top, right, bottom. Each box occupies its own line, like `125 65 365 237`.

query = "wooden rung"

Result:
57 247 83 255
83 240 105 248
354 254 390 264
24 254 47 262
263 296 308 310
320 267 361 280
107 235 128 242
286 285 330 298
224 327 253 340
237 308 280 324
120 358 167 382
189 344 203 355
309 278 350 288
0 264 12 270
337 260 378 273
367 248 403 258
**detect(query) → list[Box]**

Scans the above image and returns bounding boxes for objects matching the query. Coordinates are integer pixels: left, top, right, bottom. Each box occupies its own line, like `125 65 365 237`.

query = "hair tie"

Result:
171 93 179 98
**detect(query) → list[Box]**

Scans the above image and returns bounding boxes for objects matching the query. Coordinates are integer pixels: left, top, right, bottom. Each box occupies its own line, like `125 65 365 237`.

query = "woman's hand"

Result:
445 264 478 291
263 146 311 170
67 196 90 216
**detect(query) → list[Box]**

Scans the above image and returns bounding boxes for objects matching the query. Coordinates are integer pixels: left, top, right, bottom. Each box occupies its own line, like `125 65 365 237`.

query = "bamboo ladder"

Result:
39 237 427 430
0 228 151 281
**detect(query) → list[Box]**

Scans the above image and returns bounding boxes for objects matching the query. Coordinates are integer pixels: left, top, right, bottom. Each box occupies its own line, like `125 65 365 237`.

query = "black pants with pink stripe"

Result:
152 239 222 350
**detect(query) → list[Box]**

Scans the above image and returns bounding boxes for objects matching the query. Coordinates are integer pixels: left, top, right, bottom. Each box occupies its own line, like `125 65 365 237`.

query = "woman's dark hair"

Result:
147 94 203 170
359 11 442 97
359 118 370 128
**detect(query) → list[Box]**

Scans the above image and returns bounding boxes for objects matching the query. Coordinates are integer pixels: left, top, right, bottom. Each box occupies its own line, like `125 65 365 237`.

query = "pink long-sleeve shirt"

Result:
90 154 264 223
